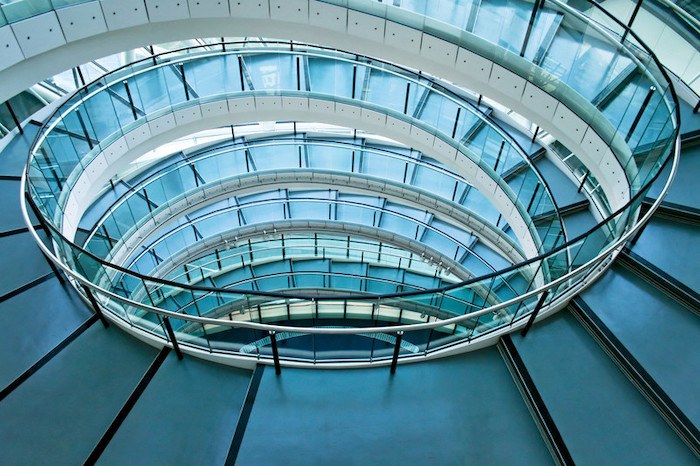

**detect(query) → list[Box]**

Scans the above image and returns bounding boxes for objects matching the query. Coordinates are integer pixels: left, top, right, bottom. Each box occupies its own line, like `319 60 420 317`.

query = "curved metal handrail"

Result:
20 128 679 322
18 131 679 336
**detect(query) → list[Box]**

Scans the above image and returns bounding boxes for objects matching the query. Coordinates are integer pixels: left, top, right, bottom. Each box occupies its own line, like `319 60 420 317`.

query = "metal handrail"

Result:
18 132 679 335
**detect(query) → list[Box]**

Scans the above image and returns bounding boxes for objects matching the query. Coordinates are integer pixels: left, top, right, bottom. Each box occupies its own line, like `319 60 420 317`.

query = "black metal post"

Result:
390 331 404 374
526 184 540 213
269 330 281 375
451 107 461 138
626 86 655 141
622 0 644 43
531 126 539 143
221 37 226 52
76 66 86 87
238 56 246 91
403 82 411 114
494 140 505 172
520 0 542 57
75 109 93 149
351 65 357 99
81 284 110 328
123 81 138 121
577 170 590 193
693 99 700 114
179 64 190 101
25 193 65 285
163 317 183 360
5 101 23 134
521 290 549 337
630 219 650 246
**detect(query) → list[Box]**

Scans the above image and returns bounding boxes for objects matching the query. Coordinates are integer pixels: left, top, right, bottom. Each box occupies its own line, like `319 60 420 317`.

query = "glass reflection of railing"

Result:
16 0 680 364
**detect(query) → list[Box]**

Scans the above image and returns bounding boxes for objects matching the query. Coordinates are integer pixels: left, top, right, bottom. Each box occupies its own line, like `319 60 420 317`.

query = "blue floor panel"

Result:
0 123 41 177
236 347 553 466
0 179 27 233
0 278 92 389
631 216 700 291
0 325 158 465
512 312 697 465
0 231 52 297
98 355 252 466
679 101 700 136
581 264 700 429
647 142 700 206
533 156 586 210
560 208 597 240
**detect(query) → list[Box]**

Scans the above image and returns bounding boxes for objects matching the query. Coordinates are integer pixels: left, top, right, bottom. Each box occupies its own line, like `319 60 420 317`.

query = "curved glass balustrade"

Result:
16 0 681 366
120 192 510 279
82 137 530 277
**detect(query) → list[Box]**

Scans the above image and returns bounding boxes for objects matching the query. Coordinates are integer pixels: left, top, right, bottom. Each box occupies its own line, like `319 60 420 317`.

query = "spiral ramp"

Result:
0 1 698 465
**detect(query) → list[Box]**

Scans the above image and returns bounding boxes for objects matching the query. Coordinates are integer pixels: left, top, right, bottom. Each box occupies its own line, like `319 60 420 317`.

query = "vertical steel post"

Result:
75 109 93 149
163 317 184 360
626 86 655 141
25 193 65 284
451 107 461 138
520 0 542 57
5 101 23 134
269 330 281 375
403 82 411 114
521 290 550 336
577 170 590 193
179 63 190 101
494 140 505 172
123 81 138 121
390 331 404 374
82 284 110 328
622 0 644 43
